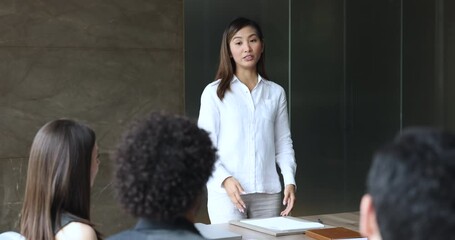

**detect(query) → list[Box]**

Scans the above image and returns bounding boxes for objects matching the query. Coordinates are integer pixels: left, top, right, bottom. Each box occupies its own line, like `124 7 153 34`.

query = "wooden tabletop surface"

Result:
209 212 361 240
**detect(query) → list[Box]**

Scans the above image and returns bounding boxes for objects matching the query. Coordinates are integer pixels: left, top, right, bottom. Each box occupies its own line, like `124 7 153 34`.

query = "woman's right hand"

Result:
223 177 246 213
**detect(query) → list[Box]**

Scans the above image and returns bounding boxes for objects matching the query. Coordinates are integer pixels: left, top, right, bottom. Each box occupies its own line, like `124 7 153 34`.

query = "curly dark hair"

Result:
113 112 217 220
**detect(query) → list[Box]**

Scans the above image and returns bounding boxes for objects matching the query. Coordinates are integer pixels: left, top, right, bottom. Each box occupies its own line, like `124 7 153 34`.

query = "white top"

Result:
198 75 297 194
0 232 25 240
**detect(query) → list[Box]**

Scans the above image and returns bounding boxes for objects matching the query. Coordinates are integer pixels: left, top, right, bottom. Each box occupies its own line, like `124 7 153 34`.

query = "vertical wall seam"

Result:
435 0 445 126
288 0 292 124
400 0 404 132
342 0 348 207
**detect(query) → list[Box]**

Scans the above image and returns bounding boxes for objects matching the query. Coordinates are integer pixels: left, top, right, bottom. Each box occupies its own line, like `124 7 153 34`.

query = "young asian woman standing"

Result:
198 17 297 224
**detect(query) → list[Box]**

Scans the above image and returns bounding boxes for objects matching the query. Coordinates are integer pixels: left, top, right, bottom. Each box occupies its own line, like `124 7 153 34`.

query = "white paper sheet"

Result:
239 217 324 231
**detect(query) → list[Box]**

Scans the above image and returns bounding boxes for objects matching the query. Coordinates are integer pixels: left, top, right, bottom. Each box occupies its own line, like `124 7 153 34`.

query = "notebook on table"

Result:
305 227 366 240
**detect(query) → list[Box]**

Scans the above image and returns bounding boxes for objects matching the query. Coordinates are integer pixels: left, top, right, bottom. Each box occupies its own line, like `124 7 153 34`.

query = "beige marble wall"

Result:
0 0 183 235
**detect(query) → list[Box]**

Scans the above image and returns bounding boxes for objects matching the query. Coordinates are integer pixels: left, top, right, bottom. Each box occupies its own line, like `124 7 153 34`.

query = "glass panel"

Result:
445 0 455 131
290 0 346 215
290 0 402 215
343 0 402 211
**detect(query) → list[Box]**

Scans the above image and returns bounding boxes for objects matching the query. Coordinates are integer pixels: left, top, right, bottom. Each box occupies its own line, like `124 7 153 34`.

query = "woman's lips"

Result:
243 55 254 61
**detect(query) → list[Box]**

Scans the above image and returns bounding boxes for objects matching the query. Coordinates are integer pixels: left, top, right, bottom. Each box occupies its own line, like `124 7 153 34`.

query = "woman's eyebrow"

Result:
232 33 258 40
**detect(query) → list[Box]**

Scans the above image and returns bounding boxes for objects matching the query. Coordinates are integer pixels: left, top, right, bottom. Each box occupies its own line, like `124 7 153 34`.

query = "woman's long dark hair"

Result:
20 119 101 240
215 17 268 100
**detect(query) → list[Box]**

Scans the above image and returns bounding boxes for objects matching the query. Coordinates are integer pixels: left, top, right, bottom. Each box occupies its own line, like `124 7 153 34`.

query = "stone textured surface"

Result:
0 0 183 235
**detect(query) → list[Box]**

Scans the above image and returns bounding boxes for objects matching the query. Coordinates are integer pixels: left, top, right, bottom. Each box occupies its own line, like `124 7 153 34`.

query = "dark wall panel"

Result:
290 0 345 214
291 0 402 215
403 0 439 127
445 0 455 131
402 0 455 131
344 0 402 209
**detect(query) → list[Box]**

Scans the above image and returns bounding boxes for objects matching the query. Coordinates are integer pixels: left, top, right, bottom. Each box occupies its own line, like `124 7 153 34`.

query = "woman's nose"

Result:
244 43 252 52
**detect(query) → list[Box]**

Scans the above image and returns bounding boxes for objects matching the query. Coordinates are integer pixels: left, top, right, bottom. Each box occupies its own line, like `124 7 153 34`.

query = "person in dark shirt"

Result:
108 112 217 240
360 127 455 240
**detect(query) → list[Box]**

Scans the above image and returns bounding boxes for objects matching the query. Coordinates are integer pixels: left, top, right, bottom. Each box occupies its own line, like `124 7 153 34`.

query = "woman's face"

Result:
229 25 263 72
90 143 100 187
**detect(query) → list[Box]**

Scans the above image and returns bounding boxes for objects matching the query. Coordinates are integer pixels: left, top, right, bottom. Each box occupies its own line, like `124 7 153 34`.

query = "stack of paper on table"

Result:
229 216 324 236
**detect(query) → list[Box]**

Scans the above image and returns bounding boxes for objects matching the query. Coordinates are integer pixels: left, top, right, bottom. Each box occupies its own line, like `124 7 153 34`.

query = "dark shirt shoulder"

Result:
107 218 206 240
53 212 80 234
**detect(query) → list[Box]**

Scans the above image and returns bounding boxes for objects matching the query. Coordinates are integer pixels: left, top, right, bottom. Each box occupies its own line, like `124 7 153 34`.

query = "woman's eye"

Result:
250 39 258 42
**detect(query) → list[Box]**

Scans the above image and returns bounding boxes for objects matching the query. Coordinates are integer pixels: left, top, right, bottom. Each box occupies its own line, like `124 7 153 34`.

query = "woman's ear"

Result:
360 194 381 239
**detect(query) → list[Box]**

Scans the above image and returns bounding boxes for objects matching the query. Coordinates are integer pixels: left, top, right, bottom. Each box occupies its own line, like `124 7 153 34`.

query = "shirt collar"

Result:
232 74 266 85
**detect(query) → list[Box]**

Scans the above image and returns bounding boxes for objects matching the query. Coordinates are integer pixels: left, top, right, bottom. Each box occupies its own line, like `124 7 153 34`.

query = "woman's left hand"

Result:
280 184 296 216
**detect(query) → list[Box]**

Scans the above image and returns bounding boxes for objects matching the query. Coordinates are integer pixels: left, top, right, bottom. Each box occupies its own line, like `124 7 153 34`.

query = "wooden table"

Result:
209 212 361 240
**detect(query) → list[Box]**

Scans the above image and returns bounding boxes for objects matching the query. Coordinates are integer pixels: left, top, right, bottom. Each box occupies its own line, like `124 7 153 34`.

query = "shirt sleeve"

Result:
274 87 297 187
197 85 232 188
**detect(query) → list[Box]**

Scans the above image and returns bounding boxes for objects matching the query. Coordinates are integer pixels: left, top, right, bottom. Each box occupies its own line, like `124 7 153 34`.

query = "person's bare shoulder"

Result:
55 222 97 240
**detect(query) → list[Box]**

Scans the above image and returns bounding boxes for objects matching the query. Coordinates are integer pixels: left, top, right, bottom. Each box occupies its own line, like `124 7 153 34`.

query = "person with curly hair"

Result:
107 112 217 240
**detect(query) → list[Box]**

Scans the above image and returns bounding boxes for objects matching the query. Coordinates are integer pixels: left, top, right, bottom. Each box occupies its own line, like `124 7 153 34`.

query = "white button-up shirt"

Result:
198 75 297 194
